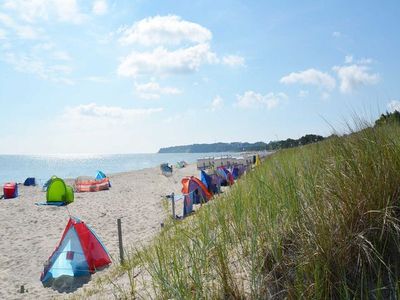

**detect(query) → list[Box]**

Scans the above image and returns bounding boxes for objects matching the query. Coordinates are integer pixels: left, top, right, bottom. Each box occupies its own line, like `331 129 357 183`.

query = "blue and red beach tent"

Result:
231 166 240 180
200 170 212 190
201 170 220 194
41 217 111 284
217 166 234 185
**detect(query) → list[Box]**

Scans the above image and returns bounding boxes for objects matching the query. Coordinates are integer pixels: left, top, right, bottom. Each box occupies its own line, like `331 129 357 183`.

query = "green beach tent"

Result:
46 177 74 205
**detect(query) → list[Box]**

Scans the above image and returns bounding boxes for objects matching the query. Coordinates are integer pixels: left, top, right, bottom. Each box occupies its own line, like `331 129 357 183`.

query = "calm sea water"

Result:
0 153 233 184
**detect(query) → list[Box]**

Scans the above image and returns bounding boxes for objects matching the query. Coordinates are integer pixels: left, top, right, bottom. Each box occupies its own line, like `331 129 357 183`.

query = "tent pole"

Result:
171 192 175 219
117 218 124 265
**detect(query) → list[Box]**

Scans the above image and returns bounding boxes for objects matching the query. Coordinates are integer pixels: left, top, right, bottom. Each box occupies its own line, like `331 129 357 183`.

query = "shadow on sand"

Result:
43 275 91 293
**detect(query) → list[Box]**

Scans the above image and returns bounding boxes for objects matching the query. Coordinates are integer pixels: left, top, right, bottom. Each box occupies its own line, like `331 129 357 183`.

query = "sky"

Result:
0 0 399 154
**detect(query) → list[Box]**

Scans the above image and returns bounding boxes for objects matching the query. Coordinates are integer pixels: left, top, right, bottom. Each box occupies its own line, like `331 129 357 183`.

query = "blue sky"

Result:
0 0 399 154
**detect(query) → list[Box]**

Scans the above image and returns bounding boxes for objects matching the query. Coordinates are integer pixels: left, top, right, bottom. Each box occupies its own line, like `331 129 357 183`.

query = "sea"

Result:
0 153 233 185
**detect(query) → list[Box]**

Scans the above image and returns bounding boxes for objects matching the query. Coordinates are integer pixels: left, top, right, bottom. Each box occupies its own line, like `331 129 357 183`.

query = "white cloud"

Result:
333 64 379 93
118 15 211 46
33 42 54 51
66 103 163 119
31 43 72 63
236 91 287 109
0 12 41 39
357 57 373 65
118 43 217 77
3 0 47 22
134 81 182 99
345 55 373 65
280 68 336 91
210 95 223 111
387 100 400 113
52 50 71 61
54 0 86 23
345 55 353 64
0 6 79 82
222 55 245 67
116 15 244 78
92 0 108 16
2 52 74 84
34 103 165 153
3 0 87 24
2 42 75 81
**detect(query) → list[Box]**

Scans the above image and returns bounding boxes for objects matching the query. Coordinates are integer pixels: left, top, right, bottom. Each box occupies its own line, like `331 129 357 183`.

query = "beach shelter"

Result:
95 171 111 187
75 177 110 193
95 171 106 180
160 163 173 176
46 177 74 205
231 165 246 180
181 176 212 216
239 165 247 177
175 161 187 169
3 182 18 199
201 170 220 194
210 173 221 194
200 170 212 190
216 167 228 186
217 166 234 185
24 177 36 186
41 217 111 285
231 166 240 180
223 167 235 185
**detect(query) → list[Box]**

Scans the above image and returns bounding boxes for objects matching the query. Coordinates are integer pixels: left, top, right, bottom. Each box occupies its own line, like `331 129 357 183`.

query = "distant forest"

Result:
158 134 325 153
158 111 400 154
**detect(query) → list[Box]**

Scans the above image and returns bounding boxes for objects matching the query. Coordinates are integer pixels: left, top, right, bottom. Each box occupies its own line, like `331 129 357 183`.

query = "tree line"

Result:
158 134 325 153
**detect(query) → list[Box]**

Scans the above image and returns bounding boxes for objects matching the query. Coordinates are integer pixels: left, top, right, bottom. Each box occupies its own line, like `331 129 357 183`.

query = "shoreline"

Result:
0 152 214 184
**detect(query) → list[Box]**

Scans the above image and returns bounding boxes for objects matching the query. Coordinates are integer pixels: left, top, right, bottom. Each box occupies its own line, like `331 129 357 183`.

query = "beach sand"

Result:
0 164 198 299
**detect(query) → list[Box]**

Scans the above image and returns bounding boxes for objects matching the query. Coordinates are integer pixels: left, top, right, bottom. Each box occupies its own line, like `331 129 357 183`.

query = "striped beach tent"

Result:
74 177 110 192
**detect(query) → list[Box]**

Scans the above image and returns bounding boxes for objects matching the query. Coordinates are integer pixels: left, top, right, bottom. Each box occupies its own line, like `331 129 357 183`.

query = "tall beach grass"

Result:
124 122 400 299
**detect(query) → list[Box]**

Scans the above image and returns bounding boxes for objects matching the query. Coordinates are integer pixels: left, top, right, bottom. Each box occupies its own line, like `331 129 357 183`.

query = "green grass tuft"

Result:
121 122 400 299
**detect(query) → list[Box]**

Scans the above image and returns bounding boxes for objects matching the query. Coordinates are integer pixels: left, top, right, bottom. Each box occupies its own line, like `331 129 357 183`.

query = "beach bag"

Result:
24 177 36 186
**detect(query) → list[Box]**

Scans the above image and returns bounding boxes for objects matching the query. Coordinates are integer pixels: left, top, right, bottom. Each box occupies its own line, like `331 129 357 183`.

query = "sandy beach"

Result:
0 164 198 299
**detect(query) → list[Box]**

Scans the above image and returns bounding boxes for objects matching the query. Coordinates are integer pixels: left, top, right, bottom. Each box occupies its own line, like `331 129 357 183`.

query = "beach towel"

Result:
35 201 67 206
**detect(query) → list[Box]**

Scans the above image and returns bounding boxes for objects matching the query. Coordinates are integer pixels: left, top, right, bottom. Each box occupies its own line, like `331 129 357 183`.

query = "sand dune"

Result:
0 164 197 299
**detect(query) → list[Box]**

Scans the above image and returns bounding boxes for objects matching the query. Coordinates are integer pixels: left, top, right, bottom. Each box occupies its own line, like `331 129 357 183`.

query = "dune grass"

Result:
123 122 400 299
